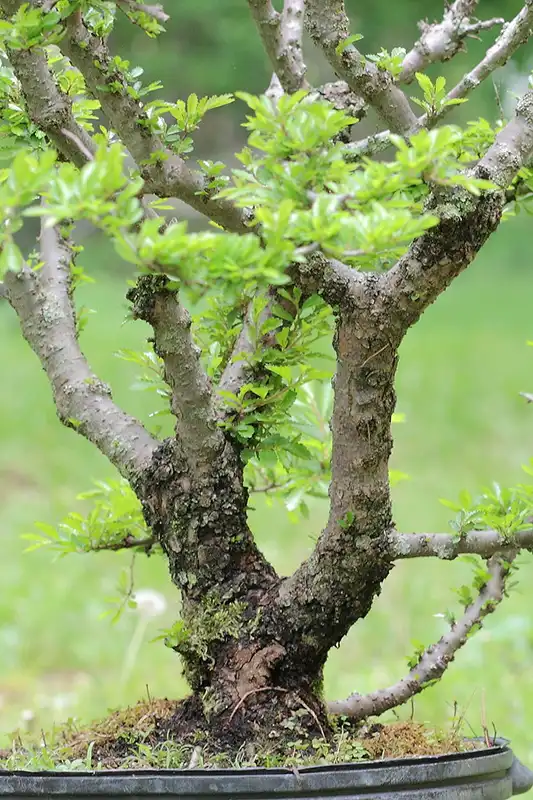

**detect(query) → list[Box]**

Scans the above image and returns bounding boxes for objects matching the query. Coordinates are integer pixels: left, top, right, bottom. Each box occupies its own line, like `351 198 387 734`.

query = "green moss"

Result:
163 590 248 666
0 707 478 771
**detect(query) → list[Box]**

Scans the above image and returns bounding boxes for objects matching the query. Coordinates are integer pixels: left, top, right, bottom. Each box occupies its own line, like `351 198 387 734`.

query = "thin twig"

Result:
445 2 533 107
400 0 504 84
116 0 169 22
295 694 326 740
389 527 533 560
347 3 533 161
91 535 156 553
59 127 95 163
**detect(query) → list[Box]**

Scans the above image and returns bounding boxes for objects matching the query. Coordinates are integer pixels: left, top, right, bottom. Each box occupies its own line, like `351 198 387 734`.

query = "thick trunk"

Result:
135 438 329 745
134 302 404 745
130 281 406 746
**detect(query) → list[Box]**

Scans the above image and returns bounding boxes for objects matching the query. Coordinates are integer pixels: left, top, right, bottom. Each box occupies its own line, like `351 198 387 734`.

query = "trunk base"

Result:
58 690 331 768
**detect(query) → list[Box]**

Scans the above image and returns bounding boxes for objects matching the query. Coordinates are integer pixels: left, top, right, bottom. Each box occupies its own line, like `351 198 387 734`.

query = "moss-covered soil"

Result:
0 696 485 771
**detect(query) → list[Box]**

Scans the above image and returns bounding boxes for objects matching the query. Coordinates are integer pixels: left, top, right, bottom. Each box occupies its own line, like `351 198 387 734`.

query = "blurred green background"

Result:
2 0 533 783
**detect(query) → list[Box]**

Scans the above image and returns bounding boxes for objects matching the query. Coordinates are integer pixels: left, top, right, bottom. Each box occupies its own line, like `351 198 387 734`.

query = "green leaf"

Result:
272 304 294 322
0 239 23 275
335 33 363 55
415 72 433 96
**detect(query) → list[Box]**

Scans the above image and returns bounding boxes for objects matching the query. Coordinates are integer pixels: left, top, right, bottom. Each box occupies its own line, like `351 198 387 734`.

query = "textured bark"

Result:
4 225 158 479
133 438 327 738
383 91 533 331
382 189 503 331
6 0 533 744
128 276 223 471
268 297 402 673
305 0 417 134
247 0 307 93
5 45 96 167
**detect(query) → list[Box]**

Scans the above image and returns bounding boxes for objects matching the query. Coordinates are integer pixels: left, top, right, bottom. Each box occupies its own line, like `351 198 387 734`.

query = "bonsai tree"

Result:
1 0 533 760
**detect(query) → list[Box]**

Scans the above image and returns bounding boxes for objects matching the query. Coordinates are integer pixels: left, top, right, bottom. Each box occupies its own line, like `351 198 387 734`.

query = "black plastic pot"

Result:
1 740 532 800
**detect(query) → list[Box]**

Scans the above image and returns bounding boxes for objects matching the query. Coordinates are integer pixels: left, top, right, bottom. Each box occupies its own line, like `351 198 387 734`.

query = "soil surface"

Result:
1 697 485 770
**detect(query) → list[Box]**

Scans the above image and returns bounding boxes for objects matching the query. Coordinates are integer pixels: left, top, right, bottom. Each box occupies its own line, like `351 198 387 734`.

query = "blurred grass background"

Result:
2 0 533 786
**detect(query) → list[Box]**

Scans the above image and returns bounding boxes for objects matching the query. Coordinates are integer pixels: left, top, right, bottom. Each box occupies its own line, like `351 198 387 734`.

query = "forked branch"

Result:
445 1 533 107
247 0 307 93
328 555 513 720
3 222 159 479
400 1 503 84
347 2 533 160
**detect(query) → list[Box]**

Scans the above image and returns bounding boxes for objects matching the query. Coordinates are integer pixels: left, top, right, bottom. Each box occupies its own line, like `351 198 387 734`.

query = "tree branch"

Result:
288 252 367 308
115 0 169 22
91 534 157 553
127 276 224 470
381 89 533 332
0 36 96 167
59 11 249 233
400 1 503 85
218 295 271 400
389 528 533 560
328 555 513 720
271 302 399 672
345 130 393 161
445 2 533 107
218 254 363 402
347 2 533 162
4 222 159 479
247 0 307 93
305 0 417 134
269 82 533 658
